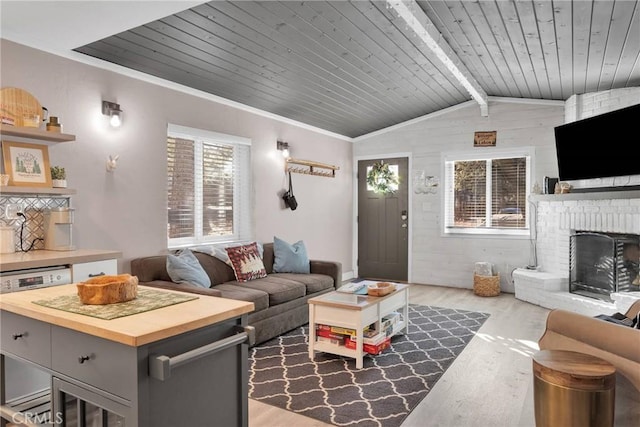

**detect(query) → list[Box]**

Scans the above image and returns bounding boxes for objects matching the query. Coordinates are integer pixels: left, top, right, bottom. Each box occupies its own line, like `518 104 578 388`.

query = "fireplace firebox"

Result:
570 231 640 301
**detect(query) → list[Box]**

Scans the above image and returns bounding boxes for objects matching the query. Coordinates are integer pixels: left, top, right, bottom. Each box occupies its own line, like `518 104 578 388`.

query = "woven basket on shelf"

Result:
473 273 500 297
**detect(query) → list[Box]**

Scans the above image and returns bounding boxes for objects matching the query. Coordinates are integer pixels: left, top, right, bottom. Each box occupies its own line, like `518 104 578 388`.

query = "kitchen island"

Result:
0 283 254 426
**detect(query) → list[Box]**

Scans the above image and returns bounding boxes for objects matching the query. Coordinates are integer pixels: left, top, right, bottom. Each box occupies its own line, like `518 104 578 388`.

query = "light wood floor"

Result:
249 284 640 427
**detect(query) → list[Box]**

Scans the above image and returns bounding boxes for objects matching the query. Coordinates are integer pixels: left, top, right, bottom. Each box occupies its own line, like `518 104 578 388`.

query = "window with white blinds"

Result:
167 124 252 248
443 148 532 236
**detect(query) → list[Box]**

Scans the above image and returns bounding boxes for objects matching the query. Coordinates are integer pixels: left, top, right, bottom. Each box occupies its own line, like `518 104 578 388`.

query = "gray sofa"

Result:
130 243 342 345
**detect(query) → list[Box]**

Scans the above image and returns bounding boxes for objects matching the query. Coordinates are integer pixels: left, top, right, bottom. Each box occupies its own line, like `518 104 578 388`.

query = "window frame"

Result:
441 147 534 238
167 123 252 249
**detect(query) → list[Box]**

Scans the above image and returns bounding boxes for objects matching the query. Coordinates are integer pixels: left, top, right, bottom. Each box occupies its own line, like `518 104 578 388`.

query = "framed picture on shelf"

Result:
2 140 52 187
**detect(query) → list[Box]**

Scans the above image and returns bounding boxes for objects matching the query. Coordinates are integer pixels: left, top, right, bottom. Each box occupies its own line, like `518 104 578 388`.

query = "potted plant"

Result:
50 166 67 188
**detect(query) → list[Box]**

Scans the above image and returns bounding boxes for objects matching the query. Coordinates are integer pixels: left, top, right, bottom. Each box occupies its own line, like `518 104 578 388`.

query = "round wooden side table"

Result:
532 349 616 427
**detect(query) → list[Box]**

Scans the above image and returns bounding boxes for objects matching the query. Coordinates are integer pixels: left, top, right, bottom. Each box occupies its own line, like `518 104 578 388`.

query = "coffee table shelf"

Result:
307 282 410 368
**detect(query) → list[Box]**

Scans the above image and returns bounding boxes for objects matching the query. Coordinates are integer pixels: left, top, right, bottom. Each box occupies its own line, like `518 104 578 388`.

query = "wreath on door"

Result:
366 161 399 194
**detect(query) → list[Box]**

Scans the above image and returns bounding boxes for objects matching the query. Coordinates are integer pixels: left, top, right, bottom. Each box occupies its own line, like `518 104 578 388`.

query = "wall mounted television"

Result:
554 103 640 184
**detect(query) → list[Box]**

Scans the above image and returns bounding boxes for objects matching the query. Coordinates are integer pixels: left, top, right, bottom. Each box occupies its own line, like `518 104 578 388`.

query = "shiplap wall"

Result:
355 100 565 292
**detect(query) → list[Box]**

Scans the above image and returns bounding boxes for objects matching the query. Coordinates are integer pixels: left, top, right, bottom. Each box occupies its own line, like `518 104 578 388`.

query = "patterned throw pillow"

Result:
192 242 264 265
225 242 267 283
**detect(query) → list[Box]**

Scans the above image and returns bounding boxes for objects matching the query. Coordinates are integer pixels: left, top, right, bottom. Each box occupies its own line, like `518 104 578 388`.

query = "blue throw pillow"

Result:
273 236 310 274
166 248 211 288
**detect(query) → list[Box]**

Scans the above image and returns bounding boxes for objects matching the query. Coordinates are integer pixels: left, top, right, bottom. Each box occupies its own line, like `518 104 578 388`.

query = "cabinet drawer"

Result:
72 259 117 282
379 289 407 314
0 311 51 367
360 305 380 326
51 326 136 400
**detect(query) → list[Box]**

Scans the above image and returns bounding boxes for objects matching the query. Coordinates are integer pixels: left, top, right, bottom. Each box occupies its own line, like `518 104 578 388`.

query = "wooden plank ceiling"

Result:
74 0 640 138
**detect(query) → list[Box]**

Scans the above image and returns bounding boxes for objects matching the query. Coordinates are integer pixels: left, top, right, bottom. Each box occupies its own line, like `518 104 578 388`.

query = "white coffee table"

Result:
307 282 409 369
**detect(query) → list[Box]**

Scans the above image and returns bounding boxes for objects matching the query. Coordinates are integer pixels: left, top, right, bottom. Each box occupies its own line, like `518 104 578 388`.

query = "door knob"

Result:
401 223 407 228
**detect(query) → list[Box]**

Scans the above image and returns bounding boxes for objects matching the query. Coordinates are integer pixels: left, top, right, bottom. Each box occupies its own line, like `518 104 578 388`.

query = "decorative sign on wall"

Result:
2 140 52 187
474 131 497 147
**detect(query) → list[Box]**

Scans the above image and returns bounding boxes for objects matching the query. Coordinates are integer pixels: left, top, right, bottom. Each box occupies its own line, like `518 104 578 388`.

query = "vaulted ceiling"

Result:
4 1 640 138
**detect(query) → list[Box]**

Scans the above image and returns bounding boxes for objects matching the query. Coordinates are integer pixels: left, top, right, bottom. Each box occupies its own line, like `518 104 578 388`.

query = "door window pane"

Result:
366 164 399 192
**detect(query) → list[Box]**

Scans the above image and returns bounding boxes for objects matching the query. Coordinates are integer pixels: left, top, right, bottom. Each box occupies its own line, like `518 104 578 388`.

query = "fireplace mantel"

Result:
531 189 640 202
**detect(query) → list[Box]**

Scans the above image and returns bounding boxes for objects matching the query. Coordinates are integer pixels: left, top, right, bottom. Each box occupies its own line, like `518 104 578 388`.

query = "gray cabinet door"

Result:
52 376 132 426
142 318 249 427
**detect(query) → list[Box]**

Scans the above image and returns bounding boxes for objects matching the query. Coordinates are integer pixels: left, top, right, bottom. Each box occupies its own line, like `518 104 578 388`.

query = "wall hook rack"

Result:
285 158 339 178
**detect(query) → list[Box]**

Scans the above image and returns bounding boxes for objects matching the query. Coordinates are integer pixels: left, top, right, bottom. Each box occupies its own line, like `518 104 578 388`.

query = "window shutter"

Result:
167 124 253 247
443 149 531 235
454 160 486 227
234 144 252 241
490 158 527 228
202 142 234 237
167 137 195 239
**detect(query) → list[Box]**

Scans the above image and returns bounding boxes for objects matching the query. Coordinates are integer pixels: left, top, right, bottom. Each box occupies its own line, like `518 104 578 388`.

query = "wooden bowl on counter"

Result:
76 274 138 305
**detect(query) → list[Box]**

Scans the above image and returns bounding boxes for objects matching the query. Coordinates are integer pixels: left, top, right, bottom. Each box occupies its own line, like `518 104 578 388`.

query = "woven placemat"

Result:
32 288 198 320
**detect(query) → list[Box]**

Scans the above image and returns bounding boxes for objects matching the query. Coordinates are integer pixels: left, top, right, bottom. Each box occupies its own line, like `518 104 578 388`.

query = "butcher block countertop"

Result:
0 249 123 272
0 284 254 346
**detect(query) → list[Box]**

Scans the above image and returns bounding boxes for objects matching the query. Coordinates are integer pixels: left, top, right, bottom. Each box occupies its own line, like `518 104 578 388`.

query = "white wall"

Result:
354 99 565 292
0 40 354 275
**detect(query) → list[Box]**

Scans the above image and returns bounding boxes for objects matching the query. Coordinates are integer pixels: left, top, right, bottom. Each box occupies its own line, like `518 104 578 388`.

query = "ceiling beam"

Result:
387 0 489 116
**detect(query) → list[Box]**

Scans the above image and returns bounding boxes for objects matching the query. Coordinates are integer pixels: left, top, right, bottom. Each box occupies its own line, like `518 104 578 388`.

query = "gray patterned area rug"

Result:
249 304 490 427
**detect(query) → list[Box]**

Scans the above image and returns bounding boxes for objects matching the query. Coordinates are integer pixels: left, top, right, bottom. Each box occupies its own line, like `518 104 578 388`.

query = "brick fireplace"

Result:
514 191 640 316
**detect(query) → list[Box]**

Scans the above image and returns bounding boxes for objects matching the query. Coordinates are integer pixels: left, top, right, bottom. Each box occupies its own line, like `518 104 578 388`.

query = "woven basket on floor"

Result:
473 273 500 297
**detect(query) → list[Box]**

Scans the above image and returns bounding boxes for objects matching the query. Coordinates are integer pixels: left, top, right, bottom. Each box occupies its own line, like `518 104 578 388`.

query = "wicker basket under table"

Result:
473 273 500 297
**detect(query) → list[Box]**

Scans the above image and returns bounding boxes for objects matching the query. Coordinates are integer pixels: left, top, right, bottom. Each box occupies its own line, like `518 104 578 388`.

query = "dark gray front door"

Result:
357 157 409 281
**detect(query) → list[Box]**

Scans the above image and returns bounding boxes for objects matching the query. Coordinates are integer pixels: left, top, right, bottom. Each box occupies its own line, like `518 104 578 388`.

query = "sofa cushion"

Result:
131 256 174 283
273 236 310 274
192 252 236 284
226 242 268 282
225 276 306 306
140 281 222 297
212 283 269 312
193 241 264 266
269 273 334 295
166 249 211 288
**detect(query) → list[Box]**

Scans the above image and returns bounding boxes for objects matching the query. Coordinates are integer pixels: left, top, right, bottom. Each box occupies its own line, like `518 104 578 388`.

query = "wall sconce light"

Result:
102 101 123 127
277 140 290 158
